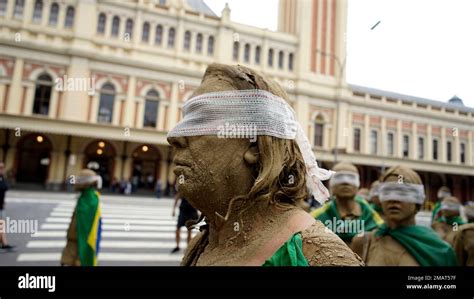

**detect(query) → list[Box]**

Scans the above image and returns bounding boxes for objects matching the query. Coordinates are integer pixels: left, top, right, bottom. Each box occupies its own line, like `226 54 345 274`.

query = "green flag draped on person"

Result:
61 169 102 266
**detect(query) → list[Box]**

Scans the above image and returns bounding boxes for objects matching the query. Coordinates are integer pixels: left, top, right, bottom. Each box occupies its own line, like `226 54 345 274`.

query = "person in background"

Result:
351 165 457 266
311 162 383 244
61 169 102 266
155 179 162 198
453 202 474 266
431 186 451 223
357 188 370 202
431 196 466 246
171 191 198 253
368 180 384 218
0 162 14 251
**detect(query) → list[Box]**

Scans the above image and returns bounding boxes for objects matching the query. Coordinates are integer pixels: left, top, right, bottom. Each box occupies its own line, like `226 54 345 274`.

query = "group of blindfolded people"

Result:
310 162 474 266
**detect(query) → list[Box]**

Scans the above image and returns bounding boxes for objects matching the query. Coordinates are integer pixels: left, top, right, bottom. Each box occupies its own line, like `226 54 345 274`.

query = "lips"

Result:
173 158 192 168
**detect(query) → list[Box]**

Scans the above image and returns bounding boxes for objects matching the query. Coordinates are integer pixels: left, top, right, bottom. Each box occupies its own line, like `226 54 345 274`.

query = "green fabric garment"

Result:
437 215 466 226
370 202 384 215
431 202 441 222
311 196 384 243
76 187 102 266
262 233 309 266
375 223 458 266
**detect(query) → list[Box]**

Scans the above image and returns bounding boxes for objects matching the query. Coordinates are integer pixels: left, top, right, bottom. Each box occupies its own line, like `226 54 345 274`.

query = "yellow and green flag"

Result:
76 187 102 266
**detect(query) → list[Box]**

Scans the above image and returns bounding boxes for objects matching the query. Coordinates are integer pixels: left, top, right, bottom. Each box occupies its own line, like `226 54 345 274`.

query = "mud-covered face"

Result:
167 135 255 215
382 200 417 223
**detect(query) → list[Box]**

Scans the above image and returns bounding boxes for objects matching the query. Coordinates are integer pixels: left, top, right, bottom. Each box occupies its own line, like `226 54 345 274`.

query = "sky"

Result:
204 0 474 108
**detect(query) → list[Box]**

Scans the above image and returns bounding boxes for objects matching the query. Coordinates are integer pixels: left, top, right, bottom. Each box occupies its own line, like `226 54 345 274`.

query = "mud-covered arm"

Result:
301 221 364 266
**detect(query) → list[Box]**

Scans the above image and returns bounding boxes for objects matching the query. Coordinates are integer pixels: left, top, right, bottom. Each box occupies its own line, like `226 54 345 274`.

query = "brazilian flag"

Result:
76 187 102 266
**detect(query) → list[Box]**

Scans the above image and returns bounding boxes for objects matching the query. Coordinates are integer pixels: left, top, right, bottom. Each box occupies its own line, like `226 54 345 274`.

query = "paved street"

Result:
0 191 197 266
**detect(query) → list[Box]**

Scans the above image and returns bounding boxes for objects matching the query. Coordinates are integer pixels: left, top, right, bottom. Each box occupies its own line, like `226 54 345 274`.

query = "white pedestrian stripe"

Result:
18 201 200 265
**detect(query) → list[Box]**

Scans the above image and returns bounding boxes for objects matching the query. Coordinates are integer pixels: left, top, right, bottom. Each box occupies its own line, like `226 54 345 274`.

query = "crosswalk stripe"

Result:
53 207 173 215
50 212 175 220
41 223 179 231
27 240 179 249
45 217 177 225
32 231 195 239
17 253 184 262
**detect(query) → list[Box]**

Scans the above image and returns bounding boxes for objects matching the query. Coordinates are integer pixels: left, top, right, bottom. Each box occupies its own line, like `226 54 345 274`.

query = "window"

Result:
233 41 239 61
207 36 214 55
155 25 163 45
288 53 294 71
48 3 59 26
353 128 361 152
98 83 115 123
403 135 410 158
370 130 378 155
143 90 160 128
64 6 75 28
195 33 203 53
433 139 438 160
168 27 175 48
314 115 324 147
32 0 43 23
460 143 466 164
418 137 424 159
33 74 53 115
244 44 250 63
14 0 24 19
125 18 133 39
0 0 6 16
183 31 191 51
111 16 120 37
278 50 284 69
447 141 452 162
387 132 394 156
142 22 150 42
268 48 274 67
97 13 106 34
255 46 261 64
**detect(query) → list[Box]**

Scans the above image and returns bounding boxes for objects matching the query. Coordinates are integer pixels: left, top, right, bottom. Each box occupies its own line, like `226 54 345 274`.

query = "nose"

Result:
167 136 187 148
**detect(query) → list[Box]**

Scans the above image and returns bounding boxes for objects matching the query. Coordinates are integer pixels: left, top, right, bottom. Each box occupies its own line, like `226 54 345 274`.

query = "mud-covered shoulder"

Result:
301 221 364 266
180 230 206 266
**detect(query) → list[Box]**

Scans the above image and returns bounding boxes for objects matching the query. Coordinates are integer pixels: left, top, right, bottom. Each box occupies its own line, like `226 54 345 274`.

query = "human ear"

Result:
243 142 259 165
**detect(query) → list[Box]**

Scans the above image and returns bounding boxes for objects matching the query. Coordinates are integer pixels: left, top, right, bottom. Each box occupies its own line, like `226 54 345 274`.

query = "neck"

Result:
386 216 416 229
335 195 356 208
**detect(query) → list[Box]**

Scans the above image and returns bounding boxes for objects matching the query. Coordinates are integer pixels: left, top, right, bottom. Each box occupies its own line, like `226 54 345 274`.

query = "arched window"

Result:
125 18 134 38
155 25 163 45
13 0 24 19
0 0 7 17
314 114 324 147
232 41 239 61
168 27 175 48
244 43 250 63
268 48 274 67
142 22 150 42
255 46 261 64
183 30 191 51
32 0 43 23
33 74 53 116
143 90 160 128
195 33 203 53
111 16 120 37
97 83 116 123
288 53 294 71
64 6 75 28
207 36 214 55
48 2 59 26
97 13 106 34
278 50 284 69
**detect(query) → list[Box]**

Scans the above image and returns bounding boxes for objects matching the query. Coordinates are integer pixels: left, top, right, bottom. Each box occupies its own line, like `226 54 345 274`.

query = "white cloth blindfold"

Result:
378 182 425 204
329 171 360 188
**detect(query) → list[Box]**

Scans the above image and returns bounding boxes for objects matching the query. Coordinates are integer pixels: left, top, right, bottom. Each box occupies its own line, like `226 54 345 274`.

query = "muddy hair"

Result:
189 64 309 224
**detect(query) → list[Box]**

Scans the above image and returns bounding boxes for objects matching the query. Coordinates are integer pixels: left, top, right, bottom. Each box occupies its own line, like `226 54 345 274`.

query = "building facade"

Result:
0 0 473 201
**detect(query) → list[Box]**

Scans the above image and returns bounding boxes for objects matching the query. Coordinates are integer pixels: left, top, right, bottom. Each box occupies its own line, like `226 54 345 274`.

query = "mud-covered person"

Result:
311 162 383 244
0 162 14 251
351 165 457 266
453 202 474 266
167 63 363 266
432 196 466 246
